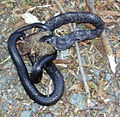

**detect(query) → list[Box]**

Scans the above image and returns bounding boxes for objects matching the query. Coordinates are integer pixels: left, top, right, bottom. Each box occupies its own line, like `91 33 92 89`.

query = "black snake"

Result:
8 12 104 106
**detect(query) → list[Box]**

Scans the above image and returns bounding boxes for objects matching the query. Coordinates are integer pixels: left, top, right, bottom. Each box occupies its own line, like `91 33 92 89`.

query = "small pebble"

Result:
101 108 108 115
7 62 13 67
8 100 14 104
2 42 7 47
11 67 17 74
0 34 3 40
20 110 32 117
57 49 69 59
86 75 92 81
91 99 97 106
93 69 100 77
114 91 120 97
106 73 111 81
45 113 52 117
3 93 7 100
49 105 62 116
116 58 120 63
70 93 86 109
110 96 115 102
17 86 23 93
3 105 9 112
31 104 38 113
5 74 11 80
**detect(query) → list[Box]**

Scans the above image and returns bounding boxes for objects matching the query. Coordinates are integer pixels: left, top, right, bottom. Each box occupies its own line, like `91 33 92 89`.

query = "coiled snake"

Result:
8 12 104 106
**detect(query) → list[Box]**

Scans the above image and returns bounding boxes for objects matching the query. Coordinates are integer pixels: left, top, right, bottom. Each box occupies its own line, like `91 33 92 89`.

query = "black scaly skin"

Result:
16 23 52 33
8 25 64 106
34 12 104 83
8 12 104 106
31 51 57 84
43 12 104 50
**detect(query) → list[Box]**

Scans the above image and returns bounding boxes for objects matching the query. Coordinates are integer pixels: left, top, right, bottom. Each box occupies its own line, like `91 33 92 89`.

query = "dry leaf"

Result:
116 48 120 58
117 18 120 24
69 84 79 91
97 10 120 16
75 83 84 92
79 41 89 46
107 0 114 5
54 59 72 64
59 0 64 6
89 81 98 92
96 1 107 9
103 18 115 24
44 10 51 21
22 12 40 24
107 103 114 115
68 69 76 76
69 83 83 92
49 4 59 12
102 32 117 73
97 0 114 9
0 11 5 15
97 87 107 98
13 20 25 29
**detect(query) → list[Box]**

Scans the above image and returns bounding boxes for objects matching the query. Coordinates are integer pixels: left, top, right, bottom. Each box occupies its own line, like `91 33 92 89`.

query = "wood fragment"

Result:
102 32 117 73
53 59 72 64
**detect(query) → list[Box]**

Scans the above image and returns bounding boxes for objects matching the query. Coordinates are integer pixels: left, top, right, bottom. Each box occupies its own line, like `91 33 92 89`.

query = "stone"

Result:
20 110 32 117
70 93 86 109
106 73 111 81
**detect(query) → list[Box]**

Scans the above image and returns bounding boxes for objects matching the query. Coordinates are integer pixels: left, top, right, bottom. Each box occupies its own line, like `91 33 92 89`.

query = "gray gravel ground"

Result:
0 1 120 117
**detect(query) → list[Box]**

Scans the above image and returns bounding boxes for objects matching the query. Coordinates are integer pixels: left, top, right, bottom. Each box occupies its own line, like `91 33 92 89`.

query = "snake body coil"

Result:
8 12 104 106
43 12 104 50
8 32 64 106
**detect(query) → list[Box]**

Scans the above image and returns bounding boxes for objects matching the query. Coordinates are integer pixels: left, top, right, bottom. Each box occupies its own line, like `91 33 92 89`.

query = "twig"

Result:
54 0 65 13
0 56 11 65
85 0 96 14
54 0 91 104
75 41 91 103
77 106 104 111
114 3 120 11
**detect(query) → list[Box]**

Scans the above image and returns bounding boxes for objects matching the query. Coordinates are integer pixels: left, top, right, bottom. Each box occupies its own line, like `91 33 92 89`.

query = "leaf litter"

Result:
0 0 120 116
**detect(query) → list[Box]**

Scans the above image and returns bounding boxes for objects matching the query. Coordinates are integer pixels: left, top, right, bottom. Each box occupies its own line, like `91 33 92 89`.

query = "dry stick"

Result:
85 0 96 14
76 106 104 111
54 0 91 104
75 42 91 101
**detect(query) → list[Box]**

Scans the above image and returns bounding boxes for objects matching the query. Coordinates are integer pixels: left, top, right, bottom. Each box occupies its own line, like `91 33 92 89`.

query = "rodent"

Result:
17 31 55 57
